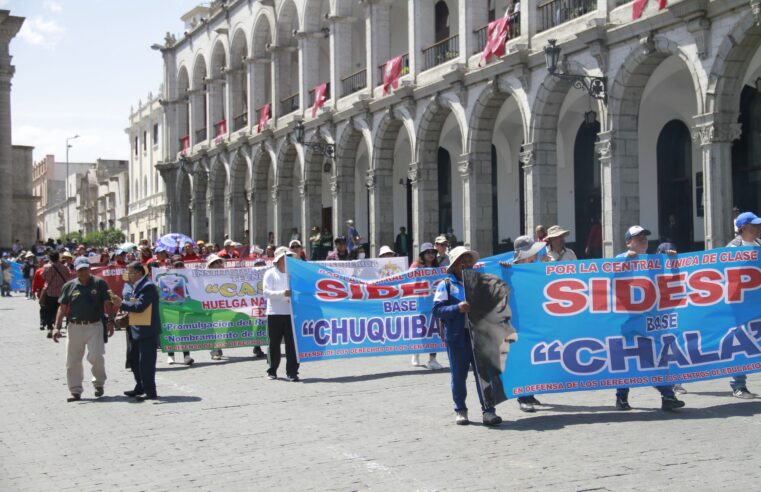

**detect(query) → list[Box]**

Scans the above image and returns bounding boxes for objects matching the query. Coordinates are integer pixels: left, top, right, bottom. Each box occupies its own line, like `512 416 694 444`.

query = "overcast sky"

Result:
3 0 198 163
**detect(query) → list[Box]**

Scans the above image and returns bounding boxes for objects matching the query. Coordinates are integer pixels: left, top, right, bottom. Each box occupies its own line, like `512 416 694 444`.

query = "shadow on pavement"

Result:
302 369 441 383
156 355 262 371
490 401 761 431
87 395 202 404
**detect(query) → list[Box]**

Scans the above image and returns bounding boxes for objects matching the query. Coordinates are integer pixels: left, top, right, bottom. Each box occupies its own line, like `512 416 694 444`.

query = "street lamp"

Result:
294 121 335 158
544 39 608 105
65 134 79 235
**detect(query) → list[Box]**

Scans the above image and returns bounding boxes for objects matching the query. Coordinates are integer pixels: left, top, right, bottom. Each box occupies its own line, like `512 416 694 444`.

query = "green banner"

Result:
153 267 269 352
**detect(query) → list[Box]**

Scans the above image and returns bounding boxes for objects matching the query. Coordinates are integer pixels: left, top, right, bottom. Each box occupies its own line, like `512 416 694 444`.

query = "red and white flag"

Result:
480 15 510 66
311 83 328 118
382 55 404 96
633 0 667 20
257 103 270 133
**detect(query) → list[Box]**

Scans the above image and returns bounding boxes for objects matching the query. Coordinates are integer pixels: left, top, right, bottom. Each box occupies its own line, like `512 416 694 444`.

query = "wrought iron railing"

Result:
233 112 248 131
308 83 331 107
473 13 522 54
538 0 596 32
422 34 459 71
340 69 367 97
194 127 207 143
280 92 300 115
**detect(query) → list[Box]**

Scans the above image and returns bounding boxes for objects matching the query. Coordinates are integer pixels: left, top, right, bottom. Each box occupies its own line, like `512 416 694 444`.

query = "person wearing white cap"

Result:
378 245 395 258
206 255 226 360
434 235 450 267
613 225 685 411
544 225 577 262
289 239 306 260
410 242 443 370
724 211 761 399
219 239 241 259
432 246 502 426
264 246 300 381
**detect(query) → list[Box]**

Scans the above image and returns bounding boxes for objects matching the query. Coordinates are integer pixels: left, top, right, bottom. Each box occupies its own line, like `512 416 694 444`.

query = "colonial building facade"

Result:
33 154 94 240
153 0 761 258
125 92 167 244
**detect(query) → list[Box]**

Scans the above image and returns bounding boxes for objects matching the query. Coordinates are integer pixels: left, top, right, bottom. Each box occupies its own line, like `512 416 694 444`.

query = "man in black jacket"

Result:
112 262 161 401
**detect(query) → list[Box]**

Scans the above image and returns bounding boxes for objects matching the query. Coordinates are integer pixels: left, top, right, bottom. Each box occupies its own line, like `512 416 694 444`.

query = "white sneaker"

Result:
427 358 443 370
455 410 469 425
411 354 422 367
183 355 195 365
166 356 175 365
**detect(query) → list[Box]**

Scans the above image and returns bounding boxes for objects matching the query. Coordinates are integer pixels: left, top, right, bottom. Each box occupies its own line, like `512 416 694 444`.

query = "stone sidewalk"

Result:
1 294 760 491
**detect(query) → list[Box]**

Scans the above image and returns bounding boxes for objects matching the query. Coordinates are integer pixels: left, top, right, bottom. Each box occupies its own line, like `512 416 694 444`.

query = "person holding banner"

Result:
264 247 300 382
206 254 227 360
111 262 161 401
724 211 761 399
545 225 577 262
433 246 502 426
411 243 444 370
613 225 685 411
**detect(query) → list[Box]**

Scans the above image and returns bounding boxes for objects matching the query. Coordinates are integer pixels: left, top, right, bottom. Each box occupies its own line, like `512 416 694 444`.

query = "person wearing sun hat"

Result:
724 211 761 399
544 225 577 261
432 246 502 426
264 246 300 381
612 225 684 412
410 242 443 370
378 245 395 258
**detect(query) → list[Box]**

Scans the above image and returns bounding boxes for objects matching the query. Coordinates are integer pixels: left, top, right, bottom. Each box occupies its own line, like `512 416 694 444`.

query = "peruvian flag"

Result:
382 55 404 96
257 103 270 133
480 15 510 66
311 82 328 118
633 0 667 20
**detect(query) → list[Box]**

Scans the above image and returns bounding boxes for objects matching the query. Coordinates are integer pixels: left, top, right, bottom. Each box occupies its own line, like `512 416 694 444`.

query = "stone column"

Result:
520 144 540 235
367 2 390 89
409 160 437 256
598 130 639 256
0 14 22 248
329 173 341 239
692 117 738 249
411 0 430 77
248 189 256 245
271 185 280 245
225 192 234 242
367 167 394 257
458 153 493 255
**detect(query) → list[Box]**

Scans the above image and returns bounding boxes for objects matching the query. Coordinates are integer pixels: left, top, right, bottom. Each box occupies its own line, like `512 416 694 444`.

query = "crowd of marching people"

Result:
4 208 761 425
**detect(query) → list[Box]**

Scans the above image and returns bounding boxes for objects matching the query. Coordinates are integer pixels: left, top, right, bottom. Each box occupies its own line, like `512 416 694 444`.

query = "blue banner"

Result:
287 252 515 362
9 262 25 290
464 247 761 408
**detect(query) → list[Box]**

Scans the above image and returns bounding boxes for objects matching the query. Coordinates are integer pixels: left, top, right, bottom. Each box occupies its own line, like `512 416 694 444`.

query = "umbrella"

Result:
155 233 195 253
118 242 137 253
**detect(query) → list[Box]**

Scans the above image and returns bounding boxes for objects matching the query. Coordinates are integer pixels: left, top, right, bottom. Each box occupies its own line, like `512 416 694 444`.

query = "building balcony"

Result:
422 34 460 71
377 53 410 87
280 92 300 116
341 69 366 97
309 83 330 107
233 112 248 132
537 0 597 33
194 127 207 144
472 13 521 55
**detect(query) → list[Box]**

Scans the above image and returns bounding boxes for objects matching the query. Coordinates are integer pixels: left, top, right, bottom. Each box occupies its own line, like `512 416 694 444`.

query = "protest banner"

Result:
465 247 761 409
91 265 127 316
287 257 448 361
315 257 408 280
9 262 25 291
153 266 269 353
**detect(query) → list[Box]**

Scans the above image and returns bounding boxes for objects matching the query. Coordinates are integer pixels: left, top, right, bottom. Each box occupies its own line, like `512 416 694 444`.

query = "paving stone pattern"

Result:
1 295 760 491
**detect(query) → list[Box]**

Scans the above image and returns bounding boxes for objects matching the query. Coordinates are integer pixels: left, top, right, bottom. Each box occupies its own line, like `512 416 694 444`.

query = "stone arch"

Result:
230 150 251 243
191 53 209 144
414 94 468 252
370 110 416 256
207 156 229 245
229 28 249 132
603 35 704 254
252 144 276 246
275 141 301 245
467 77 530 253
335 120 374 245
302 127 334 241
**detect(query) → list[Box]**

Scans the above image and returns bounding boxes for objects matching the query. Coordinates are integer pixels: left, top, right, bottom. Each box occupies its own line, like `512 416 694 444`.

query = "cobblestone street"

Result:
2 294 760 491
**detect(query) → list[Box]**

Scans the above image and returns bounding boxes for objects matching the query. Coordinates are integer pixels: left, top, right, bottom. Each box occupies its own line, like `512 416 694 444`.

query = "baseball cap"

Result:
434 235 448 245
74 257 91 270
274 246 296 262
513 235 546 262
624 225 651 242
735 211 761 231
289 239 302 248
223 239 233 247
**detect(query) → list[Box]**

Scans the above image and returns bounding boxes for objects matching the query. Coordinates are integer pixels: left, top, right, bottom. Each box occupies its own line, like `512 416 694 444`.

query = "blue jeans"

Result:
446 331 494 413
730 374 747 390
616 386 675 399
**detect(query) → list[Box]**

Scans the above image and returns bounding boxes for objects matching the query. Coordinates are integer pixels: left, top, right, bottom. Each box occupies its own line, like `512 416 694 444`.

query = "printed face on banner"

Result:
158 274 187 303
464 271 518 408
